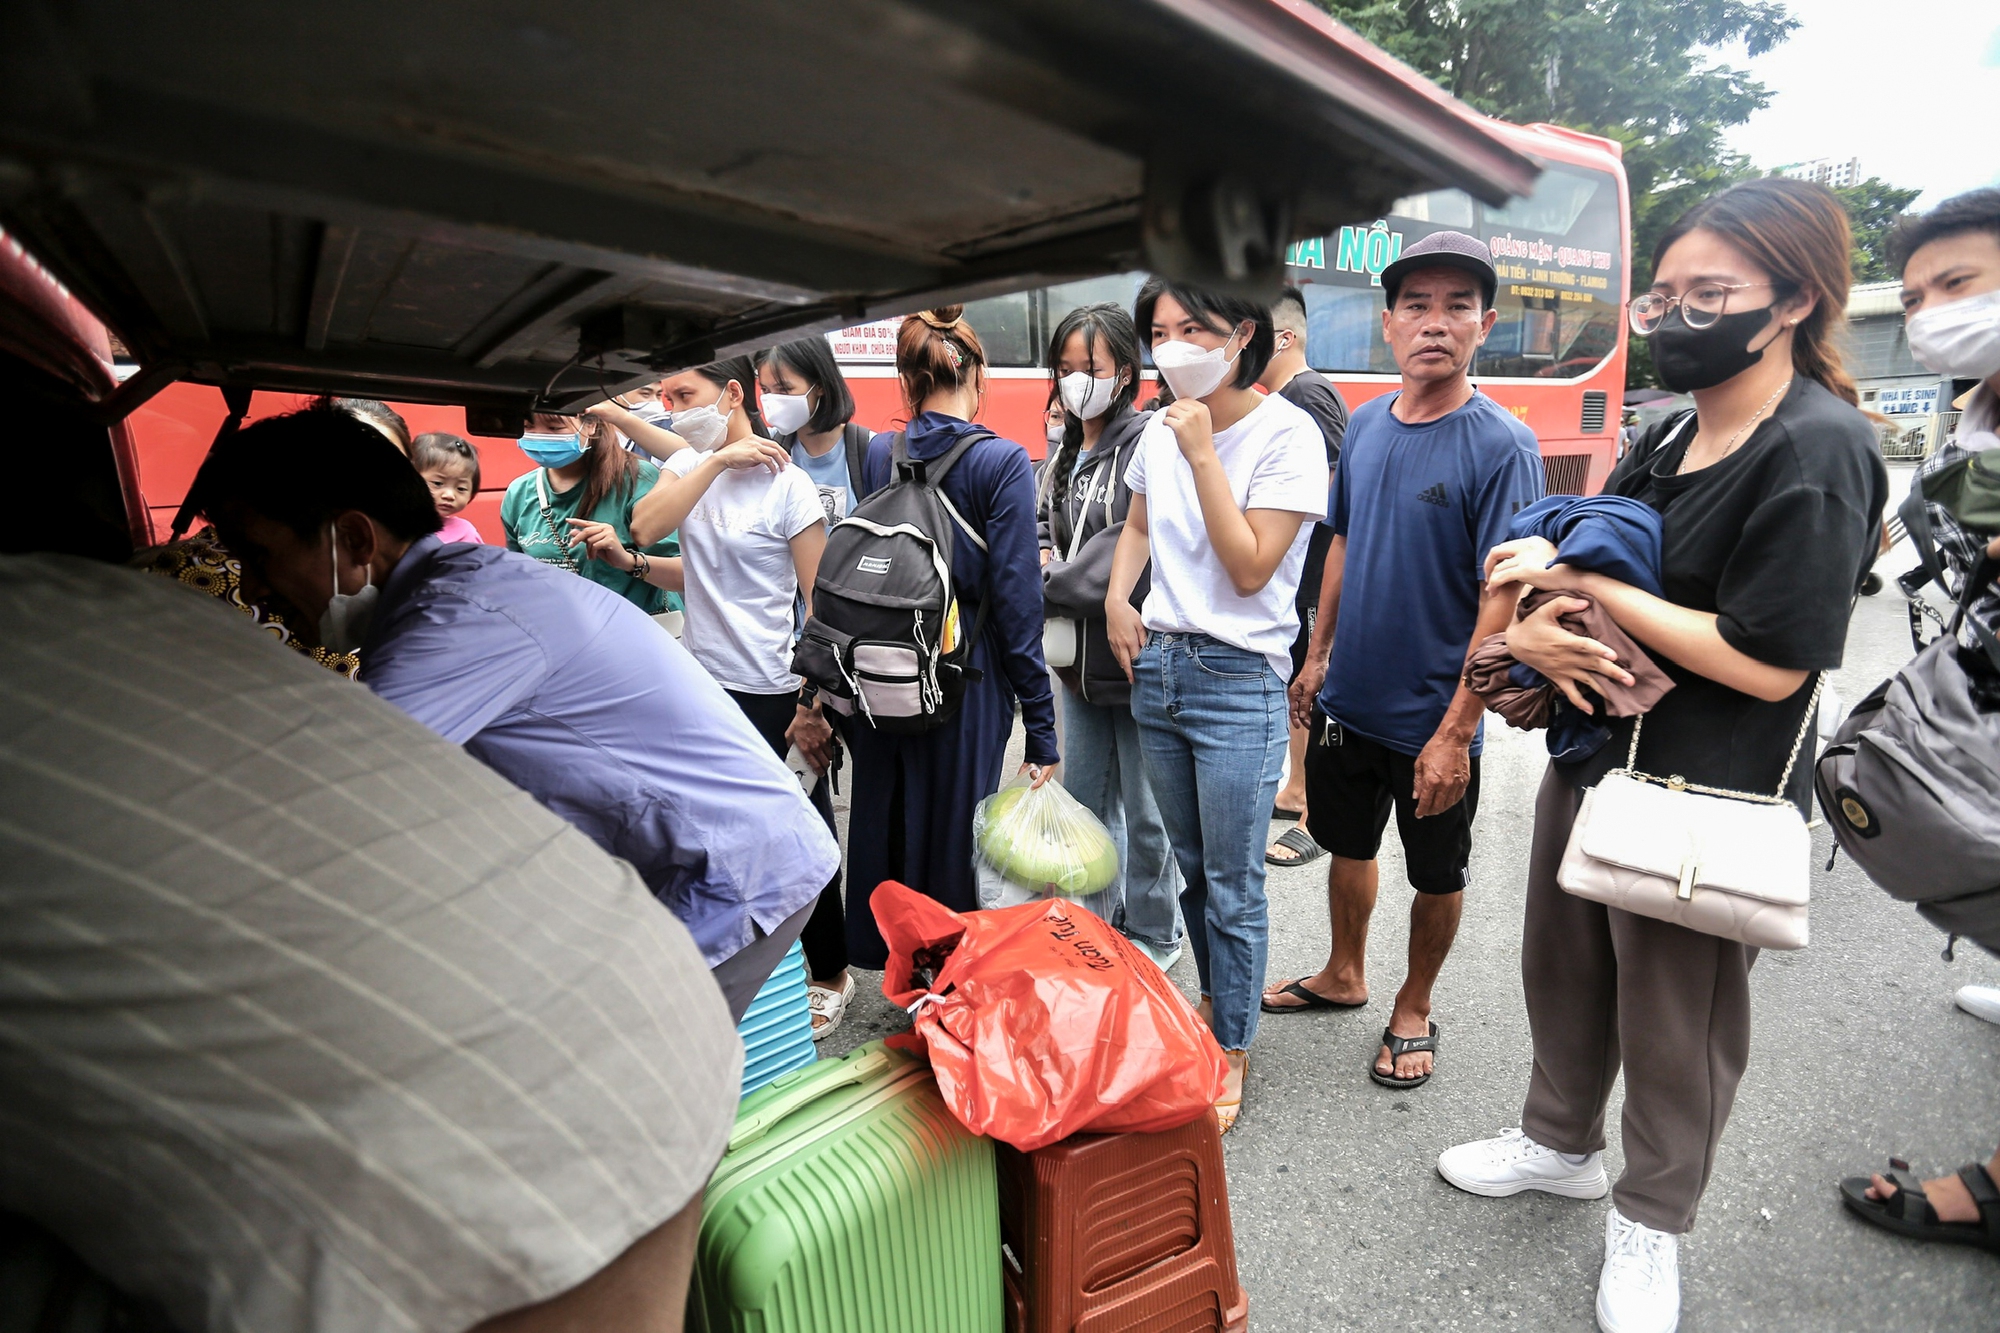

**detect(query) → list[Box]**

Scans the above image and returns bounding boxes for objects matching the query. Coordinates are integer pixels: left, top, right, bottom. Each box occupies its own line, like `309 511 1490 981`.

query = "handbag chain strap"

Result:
1612 673 1823 808
533 469 582 573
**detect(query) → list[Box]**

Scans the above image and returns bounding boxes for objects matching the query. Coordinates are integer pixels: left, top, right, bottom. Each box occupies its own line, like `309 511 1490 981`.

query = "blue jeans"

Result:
1129 633 1289 1051
1058 684 1183 952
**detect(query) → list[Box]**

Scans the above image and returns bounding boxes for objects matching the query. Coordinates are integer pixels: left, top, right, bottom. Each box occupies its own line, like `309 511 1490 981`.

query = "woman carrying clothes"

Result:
499 411 686 614
1036 302 1182 968
1437 178 1887 1333
1105 280 1331 1133
757 336 875 527
842 307 1060 970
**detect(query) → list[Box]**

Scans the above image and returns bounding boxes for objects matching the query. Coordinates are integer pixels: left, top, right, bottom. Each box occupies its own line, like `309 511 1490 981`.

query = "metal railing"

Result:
1878 417 1932 461
1879 410 1964 463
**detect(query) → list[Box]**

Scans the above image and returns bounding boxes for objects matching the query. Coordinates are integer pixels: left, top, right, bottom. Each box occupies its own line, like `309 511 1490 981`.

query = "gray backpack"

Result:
1815 488 2000 956
792 429 993 733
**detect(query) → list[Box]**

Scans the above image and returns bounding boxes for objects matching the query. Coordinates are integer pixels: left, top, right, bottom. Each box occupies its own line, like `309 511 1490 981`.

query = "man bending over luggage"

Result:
196 405 840 1019
0 549 741 1332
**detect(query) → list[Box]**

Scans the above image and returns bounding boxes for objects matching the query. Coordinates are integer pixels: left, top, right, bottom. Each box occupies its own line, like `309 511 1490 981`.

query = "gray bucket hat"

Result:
1380 230 1498 306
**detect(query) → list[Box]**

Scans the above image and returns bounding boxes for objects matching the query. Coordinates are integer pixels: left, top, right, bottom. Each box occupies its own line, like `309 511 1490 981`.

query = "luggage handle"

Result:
727 1048 894 1152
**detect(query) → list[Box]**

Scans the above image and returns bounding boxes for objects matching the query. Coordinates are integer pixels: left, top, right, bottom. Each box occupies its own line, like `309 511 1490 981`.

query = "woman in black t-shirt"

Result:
1437 179 1887 1331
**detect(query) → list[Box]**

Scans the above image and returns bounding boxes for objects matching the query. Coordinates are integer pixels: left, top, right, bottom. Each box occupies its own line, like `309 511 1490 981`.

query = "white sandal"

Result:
808 973 855 1041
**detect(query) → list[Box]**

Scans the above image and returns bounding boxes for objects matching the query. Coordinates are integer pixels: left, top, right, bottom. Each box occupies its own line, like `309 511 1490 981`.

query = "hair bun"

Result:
917 306 965 330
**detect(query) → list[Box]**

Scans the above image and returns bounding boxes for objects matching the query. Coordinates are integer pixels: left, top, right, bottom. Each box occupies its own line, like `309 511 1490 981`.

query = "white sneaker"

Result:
1955 984 2000 1026
1596 1207 1679 1333
1438 1127 1610 1199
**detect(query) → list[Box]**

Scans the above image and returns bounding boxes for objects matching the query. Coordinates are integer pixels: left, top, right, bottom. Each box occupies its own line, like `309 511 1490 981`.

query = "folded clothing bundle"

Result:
1468 495 1674 760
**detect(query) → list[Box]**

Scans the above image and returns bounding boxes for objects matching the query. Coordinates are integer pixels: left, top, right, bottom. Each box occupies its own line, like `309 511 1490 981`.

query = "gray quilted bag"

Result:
1816 490 2000 955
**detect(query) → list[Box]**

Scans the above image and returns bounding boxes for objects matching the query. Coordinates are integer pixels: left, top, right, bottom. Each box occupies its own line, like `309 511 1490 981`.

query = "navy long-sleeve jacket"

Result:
864 412 1058 764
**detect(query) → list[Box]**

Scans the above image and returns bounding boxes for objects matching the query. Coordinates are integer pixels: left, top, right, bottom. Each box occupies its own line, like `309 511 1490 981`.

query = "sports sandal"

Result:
1260 978 1367 1014
1370 1020 1439 1090
807 973 856 1041
1840 1159 2000 1254
1265 826 1326 867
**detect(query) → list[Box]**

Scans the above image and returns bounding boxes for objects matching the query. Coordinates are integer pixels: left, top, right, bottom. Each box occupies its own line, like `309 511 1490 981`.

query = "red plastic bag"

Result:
873 880 1228 1151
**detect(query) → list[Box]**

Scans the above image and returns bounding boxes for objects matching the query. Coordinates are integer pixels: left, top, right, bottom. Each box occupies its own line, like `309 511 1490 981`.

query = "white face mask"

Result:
1057 371 1121 421
1046 419 1066 447
1151 328 1246 402
1908 287 2000 381
672 390 734 450
762 390 814 436
318 524 378 655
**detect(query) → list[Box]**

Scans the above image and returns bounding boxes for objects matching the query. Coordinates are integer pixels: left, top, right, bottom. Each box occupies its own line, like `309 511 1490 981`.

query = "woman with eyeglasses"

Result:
1437 178 1887 1332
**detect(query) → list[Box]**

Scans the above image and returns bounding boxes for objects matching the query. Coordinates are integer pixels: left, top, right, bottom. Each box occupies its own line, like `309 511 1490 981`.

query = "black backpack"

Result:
792 429 993 732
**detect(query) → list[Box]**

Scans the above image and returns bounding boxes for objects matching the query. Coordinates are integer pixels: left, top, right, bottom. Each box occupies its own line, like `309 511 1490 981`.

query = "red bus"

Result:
123 119 1626 545
836 117 1630 493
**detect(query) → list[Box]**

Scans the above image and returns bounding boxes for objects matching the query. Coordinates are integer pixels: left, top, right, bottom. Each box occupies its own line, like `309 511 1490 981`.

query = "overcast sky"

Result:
1719 0 2000 207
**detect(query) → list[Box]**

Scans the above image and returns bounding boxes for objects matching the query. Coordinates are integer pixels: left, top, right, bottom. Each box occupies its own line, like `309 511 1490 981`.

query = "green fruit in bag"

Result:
975 781 1119 896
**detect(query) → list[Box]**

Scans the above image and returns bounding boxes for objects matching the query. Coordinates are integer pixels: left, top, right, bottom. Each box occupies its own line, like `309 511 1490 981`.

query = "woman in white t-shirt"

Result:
1106 279 1329 1133
626 358 847 1013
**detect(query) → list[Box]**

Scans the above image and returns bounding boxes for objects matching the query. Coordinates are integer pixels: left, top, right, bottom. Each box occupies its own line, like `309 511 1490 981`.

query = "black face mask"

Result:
1647 305 1774 393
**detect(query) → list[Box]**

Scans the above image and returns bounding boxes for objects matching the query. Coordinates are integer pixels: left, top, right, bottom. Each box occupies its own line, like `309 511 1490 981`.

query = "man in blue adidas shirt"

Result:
1262 231 1543 1092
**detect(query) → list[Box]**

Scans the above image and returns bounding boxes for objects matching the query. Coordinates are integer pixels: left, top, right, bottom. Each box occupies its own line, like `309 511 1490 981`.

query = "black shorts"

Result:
1303 712 1479 894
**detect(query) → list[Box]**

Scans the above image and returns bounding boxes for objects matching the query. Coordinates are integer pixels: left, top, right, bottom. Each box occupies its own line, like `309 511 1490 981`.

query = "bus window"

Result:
1389 188 1476 229
960 291 1037 367
1475 162 1622 379
1483 169 1601 235
1043 273 1146 323
1300 283 1397 376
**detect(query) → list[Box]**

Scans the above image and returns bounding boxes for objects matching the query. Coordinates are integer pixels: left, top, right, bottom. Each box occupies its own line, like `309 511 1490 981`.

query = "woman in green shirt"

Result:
499 412 688 612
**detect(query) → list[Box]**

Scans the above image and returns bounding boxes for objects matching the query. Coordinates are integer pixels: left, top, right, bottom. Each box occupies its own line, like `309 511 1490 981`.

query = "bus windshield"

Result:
1286 158 1623 381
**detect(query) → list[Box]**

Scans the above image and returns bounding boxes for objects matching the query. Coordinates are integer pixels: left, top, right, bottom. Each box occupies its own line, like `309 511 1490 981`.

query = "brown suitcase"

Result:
996 1110 1248 1333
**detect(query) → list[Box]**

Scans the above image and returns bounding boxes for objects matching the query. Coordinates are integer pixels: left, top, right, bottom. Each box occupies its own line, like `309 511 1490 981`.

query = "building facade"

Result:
1780 156 1863 190
1847 280 1962 458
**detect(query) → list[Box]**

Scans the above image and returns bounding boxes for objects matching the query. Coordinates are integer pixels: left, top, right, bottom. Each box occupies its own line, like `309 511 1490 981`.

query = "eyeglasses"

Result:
1629 282 1782 336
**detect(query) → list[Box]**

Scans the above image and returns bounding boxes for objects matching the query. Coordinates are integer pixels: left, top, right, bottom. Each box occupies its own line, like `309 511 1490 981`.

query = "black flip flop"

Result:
1265 826 1325 867
1272 804 1302 821
1260 979 1367 1015
1370 1021 1439 1089
1840 1160 2000 1254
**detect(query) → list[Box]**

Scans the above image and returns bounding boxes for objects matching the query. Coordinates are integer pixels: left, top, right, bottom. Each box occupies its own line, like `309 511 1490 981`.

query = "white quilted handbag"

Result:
1557 679 1821 950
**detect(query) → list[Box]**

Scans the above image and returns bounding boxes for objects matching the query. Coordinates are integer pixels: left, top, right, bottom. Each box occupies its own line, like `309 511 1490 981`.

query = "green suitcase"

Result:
690 1040 1002 1333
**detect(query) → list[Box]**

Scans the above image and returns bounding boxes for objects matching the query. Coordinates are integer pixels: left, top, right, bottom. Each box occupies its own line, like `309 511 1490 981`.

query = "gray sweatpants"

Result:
1519 763 1758 1235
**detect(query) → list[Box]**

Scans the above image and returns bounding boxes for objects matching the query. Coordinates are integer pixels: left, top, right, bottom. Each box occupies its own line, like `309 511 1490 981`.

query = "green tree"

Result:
1832 177 1922 282
1316 0 1795 387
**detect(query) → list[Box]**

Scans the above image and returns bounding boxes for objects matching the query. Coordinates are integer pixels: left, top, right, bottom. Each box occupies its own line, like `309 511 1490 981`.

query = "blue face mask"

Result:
519 430 585 468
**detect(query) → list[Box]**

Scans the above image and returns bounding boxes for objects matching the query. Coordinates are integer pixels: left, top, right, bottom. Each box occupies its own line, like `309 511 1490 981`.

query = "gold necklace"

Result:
1679 378 1791 476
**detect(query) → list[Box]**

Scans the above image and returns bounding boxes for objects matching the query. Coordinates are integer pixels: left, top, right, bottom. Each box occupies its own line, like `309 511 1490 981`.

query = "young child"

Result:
410 431 484 544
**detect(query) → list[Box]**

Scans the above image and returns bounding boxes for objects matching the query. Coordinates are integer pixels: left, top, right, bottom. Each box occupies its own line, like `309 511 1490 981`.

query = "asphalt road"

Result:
821 510 2000 1331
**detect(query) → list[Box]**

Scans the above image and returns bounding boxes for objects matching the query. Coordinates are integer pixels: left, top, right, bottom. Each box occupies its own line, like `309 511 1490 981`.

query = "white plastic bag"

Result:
972 776 1119 905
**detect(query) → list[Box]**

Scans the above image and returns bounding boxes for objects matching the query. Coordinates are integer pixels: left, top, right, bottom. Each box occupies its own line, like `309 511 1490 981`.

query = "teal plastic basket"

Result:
737 939 817 1098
